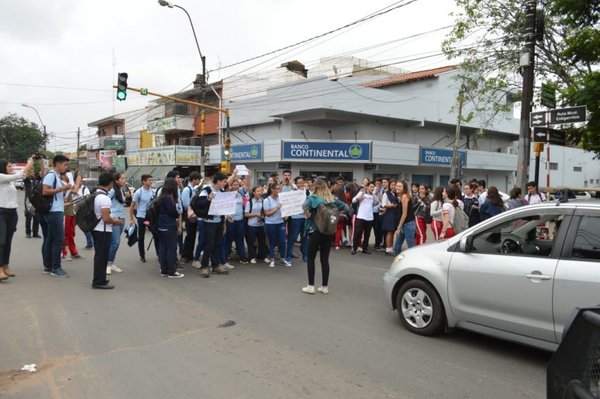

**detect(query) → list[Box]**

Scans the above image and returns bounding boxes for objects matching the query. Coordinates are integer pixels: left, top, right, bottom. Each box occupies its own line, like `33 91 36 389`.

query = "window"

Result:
549 162 558 170
411 174 433 188
439 175 450 187
571 217 600 260
573 166 582 172
469 213 564 257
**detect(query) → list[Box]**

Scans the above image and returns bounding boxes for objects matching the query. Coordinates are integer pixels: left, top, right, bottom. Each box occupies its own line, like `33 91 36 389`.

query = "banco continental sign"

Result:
228 143 263 162
283 141 371 161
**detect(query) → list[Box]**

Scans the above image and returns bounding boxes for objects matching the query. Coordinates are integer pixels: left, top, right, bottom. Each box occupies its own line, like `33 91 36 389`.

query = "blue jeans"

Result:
393 220 416 256
246 225 267 260
41 212 65 270
108 219 125 263
194 220 206 261
84 231 94 247
265 223 286 261
286 218 307 262
159 229 178 275
225 220 246 260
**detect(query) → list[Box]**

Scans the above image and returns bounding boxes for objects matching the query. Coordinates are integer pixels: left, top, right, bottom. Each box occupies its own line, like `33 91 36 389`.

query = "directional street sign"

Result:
533 127 566 146
549 105 587 124
530 111 547 127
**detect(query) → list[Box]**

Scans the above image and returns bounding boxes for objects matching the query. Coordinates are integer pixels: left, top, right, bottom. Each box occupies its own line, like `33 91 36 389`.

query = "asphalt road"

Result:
1 207 551 398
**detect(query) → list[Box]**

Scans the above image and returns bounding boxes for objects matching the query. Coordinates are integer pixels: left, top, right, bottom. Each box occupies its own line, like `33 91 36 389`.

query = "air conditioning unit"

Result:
497 147 516 154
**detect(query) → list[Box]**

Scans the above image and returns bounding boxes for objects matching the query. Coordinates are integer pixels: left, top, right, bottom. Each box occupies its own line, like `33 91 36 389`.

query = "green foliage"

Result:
0 114 45 162
444 0 600 156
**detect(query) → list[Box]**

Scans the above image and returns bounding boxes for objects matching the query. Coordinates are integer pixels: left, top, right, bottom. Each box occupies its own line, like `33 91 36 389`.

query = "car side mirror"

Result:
459 236 473 252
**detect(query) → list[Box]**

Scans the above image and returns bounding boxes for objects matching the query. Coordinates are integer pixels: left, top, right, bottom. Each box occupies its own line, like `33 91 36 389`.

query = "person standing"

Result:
413 184 430 245
525 181 547 204
91 172 122 289
462 182 481 227
78 182 94 249
439 186 459 240
480 186 505 220
263 183 288 267
429 186 445 240
107 172 127 274
393 180 416 255
129 174 155 263
301 179 348 294
181 171 201 263
0 158 34 280
351 181 378 255
372 177 384 250
23 169 41 238
224 179 248 267
157 178 184 278
379 178 398 255
286 176 308 263
61 172 83 261
507 187 529 209
244 186 267 264
40 155 72 277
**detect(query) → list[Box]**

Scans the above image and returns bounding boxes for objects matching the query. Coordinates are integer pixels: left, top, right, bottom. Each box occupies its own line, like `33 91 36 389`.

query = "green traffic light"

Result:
117 91 127 101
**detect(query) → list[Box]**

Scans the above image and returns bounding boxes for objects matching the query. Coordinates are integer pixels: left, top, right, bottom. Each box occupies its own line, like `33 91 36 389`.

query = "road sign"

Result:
530 111 547 127
549 105 587 124
533 128 566 146
541 83 556 108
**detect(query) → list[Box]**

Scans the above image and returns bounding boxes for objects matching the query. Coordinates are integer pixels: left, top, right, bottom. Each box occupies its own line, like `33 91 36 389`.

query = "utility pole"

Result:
515 0 537 191
450 83 466 180
77 127 81 169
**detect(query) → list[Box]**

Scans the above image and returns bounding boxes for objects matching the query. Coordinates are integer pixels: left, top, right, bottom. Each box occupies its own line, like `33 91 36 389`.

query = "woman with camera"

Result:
0 157 34 280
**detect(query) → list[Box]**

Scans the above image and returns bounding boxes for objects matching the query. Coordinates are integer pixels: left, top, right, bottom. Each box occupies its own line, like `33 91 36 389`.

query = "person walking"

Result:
107 172 127 274
40 155 72 277
244 186 267 264
393 180 416 255
263 183 288 267
0 157 34 280
351 181 378 255
301 179 348 294
91 172 122 289
157 178 184 278
129 174 155 263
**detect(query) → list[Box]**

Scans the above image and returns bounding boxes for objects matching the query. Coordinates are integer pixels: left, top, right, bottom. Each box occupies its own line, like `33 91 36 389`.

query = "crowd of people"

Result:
0 155 549 292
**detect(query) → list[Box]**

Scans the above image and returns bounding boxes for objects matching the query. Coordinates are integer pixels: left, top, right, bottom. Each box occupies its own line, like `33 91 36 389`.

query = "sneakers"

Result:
26 234 32 238
139 257 147 263
84 245 93 250
317 286 329 294
168 272 184 279
351 249 357 255
110 264 123 273
71 254 84 259
192 260 202 269
335 246 340 250
302 285 315 294
200 267 210 278
239 258 249 265
264 258 271 264
362 249 372 255
223 262 235 270
283 260 292 267
106 266 112 275
61 255 72 261
250 258 257 264
42 268 51 274
50 268 70 278
269 261 275 268
213 265 229 275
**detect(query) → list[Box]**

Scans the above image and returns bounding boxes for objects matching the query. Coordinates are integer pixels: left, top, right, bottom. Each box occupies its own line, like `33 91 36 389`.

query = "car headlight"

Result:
390 254 404 269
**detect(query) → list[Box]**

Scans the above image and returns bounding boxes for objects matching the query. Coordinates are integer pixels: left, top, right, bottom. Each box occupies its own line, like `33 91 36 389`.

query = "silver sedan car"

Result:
383 202 600 351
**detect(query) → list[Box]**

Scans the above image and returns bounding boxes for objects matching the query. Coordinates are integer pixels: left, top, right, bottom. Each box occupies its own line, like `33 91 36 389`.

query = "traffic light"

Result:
220 161 230 174
116 73 128 101
533 142 545 154
224 138 231 159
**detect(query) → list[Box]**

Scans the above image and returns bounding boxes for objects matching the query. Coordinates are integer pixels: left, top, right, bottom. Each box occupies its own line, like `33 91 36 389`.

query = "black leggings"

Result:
353 218 372 251
0 208 18 266
307 230 332 286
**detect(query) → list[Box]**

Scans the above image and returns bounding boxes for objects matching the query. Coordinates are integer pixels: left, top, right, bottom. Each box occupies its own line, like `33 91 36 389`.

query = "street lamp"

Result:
21 104 48 151
158 0 209 177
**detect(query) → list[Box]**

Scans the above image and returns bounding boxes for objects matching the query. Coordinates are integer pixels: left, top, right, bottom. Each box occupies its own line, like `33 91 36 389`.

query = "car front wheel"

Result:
396 279 445 336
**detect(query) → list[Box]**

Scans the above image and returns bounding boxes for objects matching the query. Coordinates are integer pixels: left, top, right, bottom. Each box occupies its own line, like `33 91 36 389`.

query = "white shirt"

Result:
442 202 455 226
525 192 546 204
478 190 488 207
353 192 376 221
94 190 113 232
0 173 24 209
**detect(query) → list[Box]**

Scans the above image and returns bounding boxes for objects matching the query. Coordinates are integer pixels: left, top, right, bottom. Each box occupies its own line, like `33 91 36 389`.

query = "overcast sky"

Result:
0 0 457 152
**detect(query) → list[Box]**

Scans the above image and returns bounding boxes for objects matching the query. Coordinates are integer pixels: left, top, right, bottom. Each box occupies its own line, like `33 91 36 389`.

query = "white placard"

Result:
208 191 238 216
278 190 306 217
235 165 249 176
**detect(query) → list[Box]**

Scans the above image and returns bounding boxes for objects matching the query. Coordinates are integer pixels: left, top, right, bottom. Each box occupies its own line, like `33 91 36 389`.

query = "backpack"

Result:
452 207 470 234
75 191 102 233
28 173 57 214
144 195 161 235
314 201 340 235
190 186 212 219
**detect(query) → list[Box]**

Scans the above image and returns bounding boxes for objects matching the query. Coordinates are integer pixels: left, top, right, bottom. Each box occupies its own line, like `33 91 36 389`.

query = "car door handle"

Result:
525 273 551 280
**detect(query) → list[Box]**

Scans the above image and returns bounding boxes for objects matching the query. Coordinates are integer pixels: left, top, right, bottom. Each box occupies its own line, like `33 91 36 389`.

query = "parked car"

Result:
383 202 600 351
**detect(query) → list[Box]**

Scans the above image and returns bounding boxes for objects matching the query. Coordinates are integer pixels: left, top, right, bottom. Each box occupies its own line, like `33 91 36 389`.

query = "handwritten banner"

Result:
279 190 307 217
208 192 238 216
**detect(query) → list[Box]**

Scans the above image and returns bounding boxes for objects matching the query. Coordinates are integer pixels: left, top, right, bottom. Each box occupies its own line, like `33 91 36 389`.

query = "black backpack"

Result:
75 191 102 233
145 195 161 235
190 186 212 219
28 173 57 214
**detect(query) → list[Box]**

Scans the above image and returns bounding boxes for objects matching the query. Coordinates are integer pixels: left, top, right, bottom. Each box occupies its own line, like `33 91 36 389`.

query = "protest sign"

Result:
235 165 249 176
279 190 306 217
208 191 238 216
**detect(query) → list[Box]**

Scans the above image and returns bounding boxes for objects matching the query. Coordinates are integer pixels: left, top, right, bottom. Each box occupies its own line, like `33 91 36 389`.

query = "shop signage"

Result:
104 139 125 150
420 147 467 166
146 116 177 133
227 143 263 162
282 141 371 161
126 146 176 166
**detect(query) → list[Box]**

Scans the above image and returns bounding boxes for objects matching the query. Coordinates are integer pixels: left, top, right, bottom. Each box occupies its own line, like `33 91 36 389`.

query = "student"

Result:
393 180 416 255
351 181 379 255
429 186 445 240
181 171 201 263
439 186 459 240
157 178 184 278
379 178 398 255
91 172 122 289
61 172 83 261
507 187 529 209
40 155 72 277
129 174 155 263
286 176 308 263
244 186 267 264
525 181 547 204
224 179 248 267
107 172 127 274
263 183 288 267
462 182 481 227
301 179 348 294
480 186 505 220
413 184 430 245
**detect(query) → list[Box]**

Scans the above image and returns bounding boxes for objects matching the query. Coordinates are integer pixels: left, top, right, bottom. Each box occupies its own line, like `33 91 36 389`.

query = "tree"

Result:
443 0 600 156
0 114 45 162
